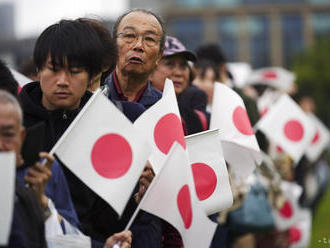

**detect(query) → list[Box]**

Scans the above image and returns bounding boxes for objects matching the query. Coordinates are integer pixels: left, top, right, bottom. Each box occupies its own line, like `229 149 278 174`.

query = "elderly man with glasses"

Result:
104 9 165 109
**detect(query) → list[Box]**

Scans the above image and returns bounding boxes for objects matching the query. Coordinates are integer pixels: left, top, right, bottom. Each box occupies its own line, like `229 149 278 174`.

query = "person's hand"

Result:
24 152 54 209
103 230 132 248
135 161 155 203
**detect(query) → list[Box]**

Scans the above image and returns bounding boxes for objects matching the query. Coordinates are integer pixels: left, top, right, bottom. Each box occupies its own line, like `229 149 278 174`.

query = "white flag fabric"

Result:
0 151 15 245
134 79 185 174
210 82 262 179
306 113 330 162
185 129 233 215
9 69 33 92
273 181 303 231
246 67 296 93
256 94 315 163
226 62 252 88
289 209 312 248
139 144 217 248
257 89 282 117
53 90 151 216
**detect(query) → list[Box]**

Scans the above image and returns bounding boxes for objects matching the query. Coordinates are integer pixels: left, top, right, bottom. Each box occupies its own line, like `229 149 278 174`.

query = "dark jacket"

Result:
19 82 162 247
177 85 210 135
1 181 46 248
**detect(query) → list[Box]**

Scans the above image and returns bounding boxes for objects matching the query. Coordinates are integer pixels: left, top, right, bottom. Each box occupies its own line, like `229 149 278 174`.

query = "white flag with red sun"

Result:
289 209 312 248
246 67 296 93
273 181 303 231
139 144 217 247
305 113 330 162
134 79 185 174
256 94 315 163
185 129 233 215
53 90 151 216
210 82 262 179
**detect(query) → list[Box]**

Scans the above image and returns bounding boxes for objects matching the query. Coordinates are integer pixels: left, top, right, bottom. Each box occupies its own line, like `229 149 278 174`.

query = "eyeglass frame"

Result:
116 30 162 47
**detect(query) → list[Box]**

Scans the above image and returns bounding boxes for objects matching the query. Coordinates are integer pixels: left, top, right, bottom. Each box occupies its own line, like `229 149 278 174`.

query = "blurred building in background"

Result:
131 0 330 68
1 1 330 70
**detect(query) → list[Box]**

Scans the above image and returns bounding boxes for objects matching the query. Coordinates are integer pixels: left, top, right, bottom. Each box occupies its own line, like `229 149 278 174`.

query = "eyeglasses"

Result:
117 30 161 47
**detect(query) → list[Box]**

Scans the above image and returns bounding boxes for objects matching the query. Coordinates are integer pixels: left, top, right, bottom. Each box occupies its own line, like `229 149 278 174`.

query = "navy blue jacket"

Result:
105 72 162 110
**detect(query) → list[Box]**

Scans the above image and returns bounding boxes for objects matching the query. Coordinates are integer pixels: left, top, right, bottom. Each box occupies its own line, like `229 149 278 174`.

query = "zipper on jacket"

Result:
63 111 68 120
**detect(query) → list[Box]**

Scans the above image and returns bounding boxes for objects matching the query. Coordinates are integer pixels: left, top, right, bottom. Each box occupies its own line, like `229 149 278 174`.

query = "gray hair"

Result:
0 90 23 125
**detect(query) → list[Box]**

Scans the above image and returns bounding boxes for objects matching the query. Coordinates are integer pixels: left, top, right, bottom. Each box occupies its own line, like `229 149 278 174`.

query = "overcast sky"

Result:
0 0 128 38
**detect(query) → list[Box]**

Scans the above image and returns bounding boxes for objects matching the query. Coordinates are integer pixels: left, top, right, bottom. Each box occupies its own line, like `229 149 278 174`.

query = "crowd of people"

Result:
0 7 329 248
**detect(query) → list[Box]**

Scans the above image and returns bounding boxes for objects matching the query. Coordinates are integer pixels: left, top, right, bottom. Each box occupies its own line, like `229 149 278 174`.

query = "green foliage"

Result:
291 37 330 127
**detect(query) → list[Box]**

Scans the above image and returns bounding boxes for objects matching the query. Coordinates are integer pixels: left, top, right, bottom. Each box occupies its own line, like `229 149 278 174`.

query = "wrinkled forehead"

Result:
118 11 162 35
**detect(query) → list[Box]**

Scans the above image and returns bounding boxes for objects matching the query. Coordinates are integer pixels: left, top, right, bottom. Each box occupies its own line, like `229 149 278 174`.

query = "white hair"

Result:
0 90 23 125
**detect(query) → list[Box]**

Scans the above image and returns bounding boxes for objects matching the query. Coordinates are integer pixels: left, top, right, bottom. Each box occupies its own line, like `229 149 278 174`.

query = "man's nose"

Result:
132 35 144 51
56 70 70 86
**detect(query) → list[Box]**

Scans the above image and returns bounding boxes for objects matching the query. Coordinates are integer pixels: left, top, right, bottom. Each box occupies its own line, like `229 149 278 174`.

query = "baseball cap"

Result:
163 36 197 62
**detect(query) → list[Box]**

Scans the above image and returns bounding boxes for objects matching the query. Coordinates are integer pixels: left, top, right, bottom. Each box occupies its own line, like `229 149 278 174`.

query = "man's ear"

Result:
156 49 164 66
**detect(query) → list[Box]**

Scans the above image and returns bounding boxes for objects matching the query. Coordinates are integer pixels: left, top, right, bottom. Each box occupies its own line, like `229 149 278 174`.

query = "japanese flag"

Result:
257 89 282 118
273 181 303 231
185 129 233 215
138 144 217 248
9 69 32 93
134 79 185 174
289 209 312 248
210 82 262 179
246 67 296 93
256 94 315 163
53 90 151 216
305 113 330 162
0 152 15 246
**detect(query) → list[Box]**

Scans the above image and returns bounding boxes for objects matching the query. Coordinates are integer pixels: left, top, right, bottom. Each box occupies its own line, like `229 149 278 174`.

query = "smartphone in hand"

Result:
21 122 46 167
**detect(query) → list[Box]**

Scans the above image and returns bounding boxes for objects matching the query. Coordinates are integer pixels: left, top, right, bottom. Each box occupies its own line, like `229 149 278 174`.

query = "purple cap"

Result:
163 36 197 62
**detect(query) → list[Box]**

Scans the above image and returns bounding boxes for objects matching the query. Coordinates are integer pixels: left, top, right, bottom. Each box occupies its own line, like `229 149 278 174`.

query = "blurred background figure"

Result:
150 35 209 134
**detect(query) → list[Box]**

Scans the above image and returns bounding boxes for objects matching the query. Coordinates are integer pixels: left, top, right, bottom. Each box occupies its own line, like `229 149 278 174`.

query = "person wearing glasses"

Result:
104 9 165 109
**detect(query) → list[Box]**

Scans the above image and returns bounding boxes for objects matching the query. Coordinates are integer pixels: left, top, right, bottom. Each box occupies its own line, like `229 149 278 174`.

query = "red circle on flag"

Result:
263 71 277 79
91 133 133 179
289 227 302 243
191 163 217 201
177 184 193 229
284 120 304 142
232 106 254 135
154 113 186 154
311 129 320 144
279 201 293 219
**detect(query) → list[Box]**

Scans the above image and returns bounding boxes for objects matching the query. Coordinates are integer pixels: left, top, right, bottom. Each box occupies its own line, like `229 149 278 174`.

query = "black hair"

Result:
33 19 104 79
0 59 19 97
112 9 166 52
195 44 227 66
193 59 220 81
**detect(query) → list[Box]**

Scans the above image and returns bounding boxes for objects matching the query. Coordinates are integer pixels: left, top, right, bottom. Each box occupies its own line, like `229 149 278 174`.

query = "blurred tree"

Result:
291 37 330 128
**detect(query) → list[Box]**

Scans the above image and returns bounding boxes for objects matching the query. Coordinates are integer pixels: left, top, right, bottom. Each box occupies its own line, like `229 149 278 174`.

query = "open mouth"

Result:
173 81 183 87
129 56 143 64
